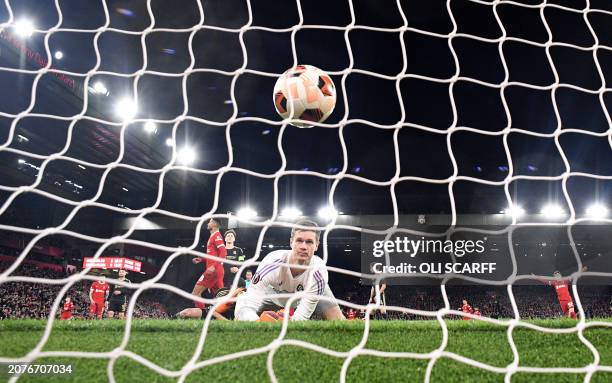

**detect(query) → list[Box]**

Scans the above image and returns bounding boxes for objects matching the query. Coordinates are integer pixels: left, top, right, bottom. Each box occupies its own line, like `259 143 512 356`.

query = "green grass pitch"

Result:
1 319 611 382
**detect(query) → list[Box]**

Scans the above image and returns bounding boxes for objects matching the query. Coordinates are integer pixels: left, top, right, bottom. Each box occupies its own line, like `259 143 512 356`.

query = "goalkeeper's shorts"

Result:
89 300 105 317
196 269 224 289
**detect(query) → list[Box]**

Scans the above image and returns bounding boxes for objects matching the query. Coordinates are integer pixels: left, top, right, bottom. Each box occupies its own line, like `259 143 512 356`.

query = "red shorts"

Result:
89 300 105 317
60 311 72 320
559 300 575 316
196 268 224 289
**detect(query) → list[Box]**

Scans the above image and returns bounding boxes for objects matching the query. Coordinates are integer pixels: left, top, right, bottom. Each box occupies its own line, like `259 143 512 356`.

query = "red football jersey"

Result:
205 231 227 268
90 281 109 301
63 301 74 312
473 310 482 317
462 304 473 314
549 280 572 302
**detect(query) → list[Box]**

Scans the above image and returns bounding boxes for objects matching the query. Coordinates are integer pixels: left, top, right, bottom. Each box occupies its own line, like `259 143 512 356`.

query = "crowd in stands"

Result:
336 284 611 320
1 259 610 320
0 261 167 320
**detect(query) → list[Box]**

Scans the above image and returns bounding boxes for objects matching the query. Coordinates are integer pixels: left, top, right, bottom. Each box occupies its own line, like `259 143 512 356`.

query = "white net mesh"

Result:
0 0 611 382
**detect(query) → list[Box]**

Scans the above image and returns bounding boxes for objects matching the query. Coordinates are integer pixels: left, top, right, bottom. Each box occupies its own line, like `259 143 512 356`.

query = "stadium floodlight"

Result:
13 19 35 38
144 121 157 134
540 204 565 218
165 138 173 147
176 146 196 165
115 97 137 121
280 207 302 219
237 207 258 220
503 204 525 218
54 51 64 60
18 159 26 164
318 206 337 220
586 203 608 219
92 81 108 94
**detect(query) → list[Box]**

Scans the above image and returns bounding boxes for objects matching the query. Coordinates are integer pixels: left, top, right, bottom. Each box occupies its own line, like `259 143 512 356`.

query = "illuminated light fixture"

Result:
93 81 108 94
14 19 35 38
586 203 608 219
176 146 196 165
318 206 337 220
237 207 257 220
541 204 565 218
115 97 137 121
503 204 525 218
280 207 302 219
144 121 157 134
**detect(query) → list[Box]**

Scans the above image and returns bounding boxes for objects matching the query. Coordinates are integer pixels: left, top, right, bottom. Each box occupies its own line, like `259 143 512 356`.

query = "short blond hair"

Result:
290 219 320 242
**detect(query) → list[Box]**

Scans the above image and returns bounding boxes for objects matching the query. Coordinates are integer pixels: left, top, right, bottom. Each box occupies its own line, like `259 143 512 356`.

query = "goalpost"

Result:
0 0 611 382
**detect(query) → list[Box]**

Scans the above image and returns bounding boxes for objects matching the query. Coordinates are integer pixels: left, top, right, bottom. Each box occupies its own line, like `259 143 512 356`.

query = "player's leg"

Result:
117 300 126 319
567 301 577 319
215 268 225 295
96 301 105 319
192 275 209 309
88 302 98 319
107 301 115 318
380 290 387 315
316 284 345 320
235 291 277 321
177 307 203 319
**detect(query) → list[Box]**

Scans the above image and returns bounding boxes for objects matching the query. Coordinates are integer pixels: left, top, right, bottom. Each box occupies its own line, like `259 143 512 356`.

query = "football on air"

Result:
273 65 336 128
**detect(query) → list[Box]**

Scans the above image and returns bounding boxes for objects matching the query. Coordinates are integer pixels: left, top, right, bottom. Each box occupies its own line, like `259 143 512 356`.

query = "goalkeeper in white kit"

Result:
235 219 345 321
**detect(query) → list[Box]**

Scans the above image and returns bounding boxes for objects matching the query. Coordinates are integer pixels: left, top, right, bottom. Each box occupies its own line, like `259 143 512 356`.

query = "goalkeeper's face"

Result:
289 230 319 265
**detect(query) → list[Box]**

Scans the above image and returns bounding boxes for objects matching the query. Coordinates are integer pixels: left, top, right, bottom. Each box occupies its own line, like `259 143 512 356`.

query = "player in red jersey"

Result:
191 218 227 309
89 276 110 319
60 297 74 320
533 267 587 320
460 299 473 320
473 307 482 318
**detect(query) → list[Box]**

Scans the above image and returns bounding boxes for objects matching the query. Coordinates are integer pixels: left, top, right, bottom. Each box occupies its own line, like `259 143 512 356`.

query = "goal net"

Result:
0 0 611 381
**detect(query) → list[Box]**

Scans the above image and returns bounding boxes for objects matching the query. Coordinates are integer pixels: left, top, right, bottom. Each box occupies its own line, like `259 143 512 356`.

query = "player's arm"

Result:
89 286 94 302
530 273 552 285
215 235 227 262
292 268 328 321
212 311 229 321
235 269 274 321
